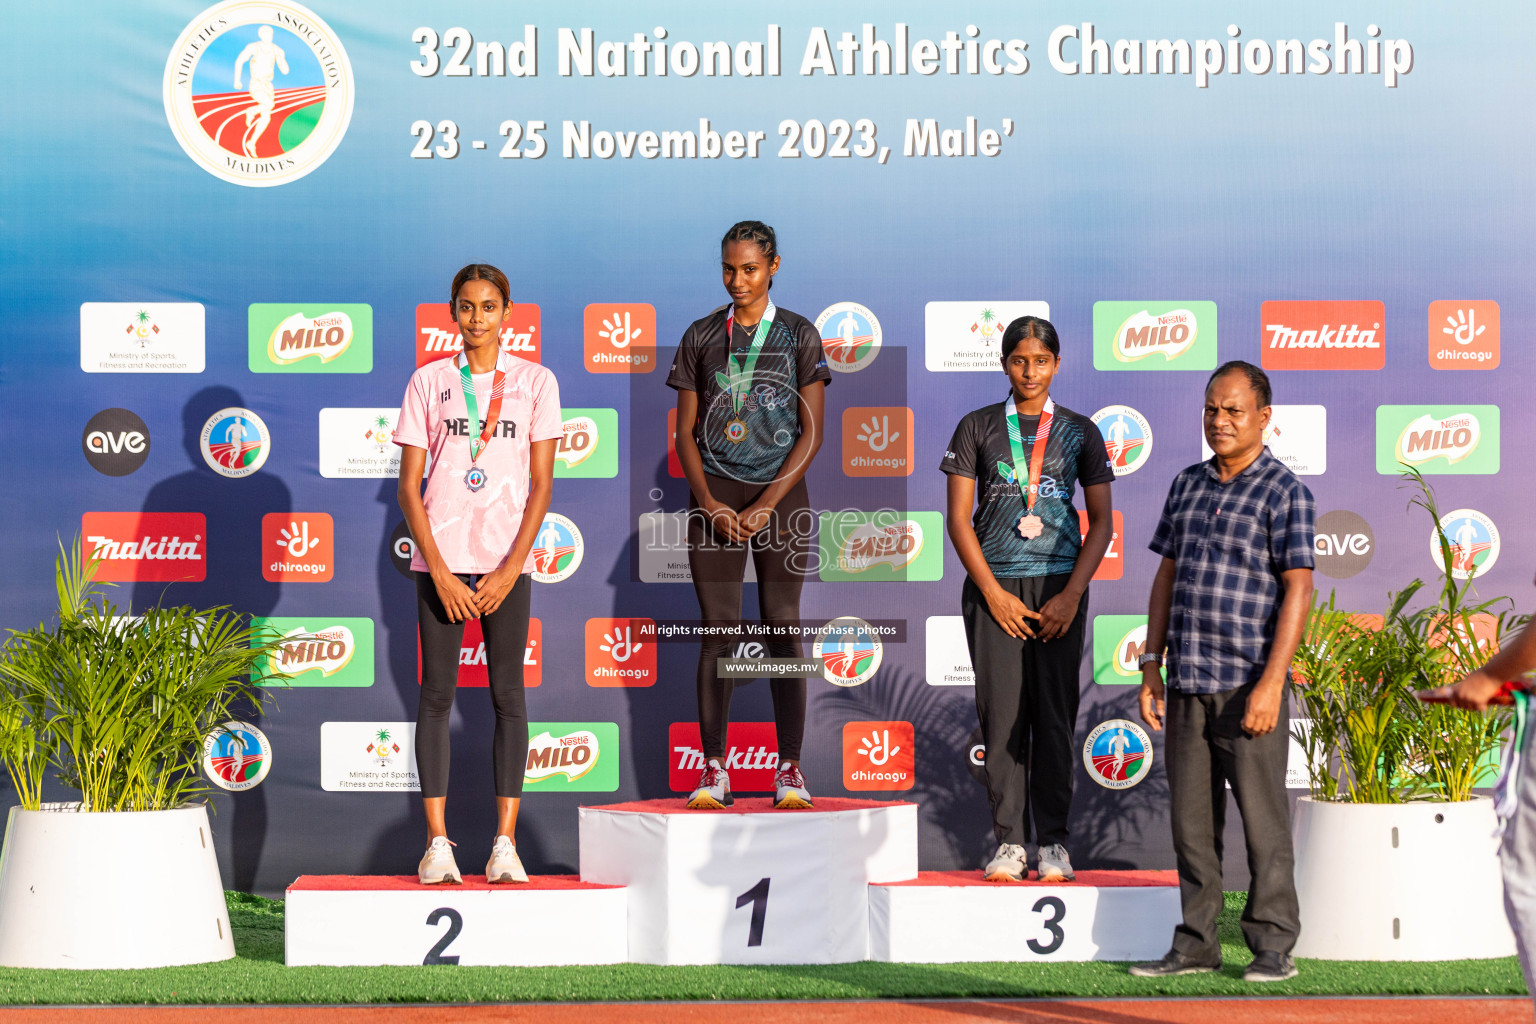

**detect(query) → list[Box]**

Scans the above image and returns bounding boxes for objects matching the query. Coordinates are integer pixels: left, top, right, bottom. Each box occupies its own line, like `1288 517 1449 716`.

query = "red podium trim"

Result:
287 874 620 892
582 797 917 815
876 869 1178 888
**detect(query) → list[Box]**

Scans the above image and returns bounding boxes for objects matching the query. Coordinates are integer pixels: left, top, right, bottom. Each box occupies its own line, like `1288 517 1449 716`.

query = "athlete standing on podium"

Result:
395 264 563 884
941 316 1114 883
666 221 831 810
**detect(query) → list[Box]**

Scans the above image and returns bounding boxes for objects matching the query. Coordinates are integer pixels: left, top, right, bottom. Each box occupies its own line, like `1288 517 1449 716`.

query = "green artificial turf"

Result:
0 891 1520 1005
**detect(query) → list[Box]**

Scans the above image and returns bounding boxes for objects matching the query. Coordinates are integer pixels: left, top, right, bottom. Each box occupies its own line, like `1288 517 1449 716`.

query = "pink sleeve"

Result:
529 368 564 442
393 370 430 449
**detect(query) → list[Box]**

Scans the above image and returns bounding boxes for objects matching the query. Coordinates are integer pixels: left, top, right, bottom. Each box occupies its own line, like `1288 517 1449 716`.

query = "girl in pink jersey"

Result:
395 264 563 884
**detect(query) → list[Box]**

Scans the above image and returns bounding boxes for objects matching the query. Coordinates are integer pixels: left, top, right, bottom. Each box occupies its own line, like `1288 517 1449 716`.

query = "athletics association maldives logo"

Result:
200 407 270 477
1091 406 1153 477
531 513 583 583
1083 719 1152 790
202 721 271 791
164 1 355 187
812 616 883 687
1432 509 1501 581
816 302 882 373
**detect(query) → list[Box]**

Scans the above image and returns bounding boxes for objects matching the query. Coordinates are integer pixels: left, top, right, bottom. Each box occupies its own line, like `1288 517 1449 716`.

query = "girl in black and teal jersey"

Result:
941 315 1115 882
665 221 831 810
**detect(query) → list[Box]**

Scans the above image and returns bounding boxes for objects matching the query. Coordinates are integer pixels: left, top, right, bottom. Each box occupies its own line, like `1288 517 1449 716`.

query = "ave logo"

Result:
842 407 914 476
81 408 151 476
585 618 657 687
1313 510 1375 579
261 513 333 581
415 302 540 366
584 303 655 372
842 721 915 791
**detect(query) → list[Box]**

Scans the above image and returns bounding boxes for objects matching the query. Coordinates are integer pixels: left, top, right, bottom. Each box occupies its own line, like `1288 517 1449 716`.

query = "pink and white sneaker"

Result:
773 762 814 809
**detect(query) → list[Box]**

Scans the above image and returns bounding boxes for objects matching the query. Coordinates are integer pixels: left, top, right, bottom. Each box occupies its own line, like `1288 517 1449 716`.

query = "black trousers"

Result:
414 571 531 799
687 473 811 763
961 573 1086 847
1166 682 1300 957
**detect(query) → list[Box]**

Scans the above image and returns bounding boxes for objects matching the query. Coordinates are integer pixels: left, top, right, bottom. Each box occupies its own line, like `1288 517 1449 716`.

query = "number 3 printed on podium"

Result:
1027 895 1066 955
735 877 770 947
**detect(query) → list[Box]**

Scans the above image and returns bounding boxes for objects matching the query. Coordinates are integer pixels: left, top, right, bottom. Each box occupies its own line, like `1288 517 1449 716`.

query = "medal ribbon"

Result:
1004 396 1055 516
456 354 507 462
718 300 778 414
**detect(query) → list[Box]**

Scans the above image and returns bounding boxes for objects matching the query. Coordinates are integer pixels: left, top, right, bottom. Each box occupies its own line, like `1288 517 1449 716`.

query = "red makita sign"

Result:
668 721 779 793
82 512 206 582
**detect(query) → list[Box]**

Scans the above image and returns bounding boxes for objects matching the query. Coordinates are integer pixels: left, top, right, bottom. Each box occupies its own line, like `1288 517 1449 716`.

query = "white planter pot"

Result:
0 802 235 969
1292 795 1515 960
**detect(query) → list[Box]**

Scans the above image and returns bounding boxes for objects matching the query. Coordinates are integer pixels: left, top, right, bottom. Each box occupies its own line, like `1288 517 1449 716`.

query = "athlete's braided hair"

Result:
450 263 511 306
721 221 779 289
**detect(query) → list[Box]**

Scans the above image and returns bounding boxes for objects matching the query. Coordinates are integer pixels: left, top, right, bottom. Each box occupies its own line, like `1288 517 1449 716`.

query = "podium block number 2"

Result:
424 907 464 965
735 877 770 947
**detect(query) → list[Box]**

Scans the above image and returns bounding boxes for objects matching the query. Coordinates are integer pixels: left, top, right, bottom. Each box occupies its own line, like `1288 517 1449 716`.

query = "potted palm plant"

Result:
1290 470 1525 960
0 540 284 969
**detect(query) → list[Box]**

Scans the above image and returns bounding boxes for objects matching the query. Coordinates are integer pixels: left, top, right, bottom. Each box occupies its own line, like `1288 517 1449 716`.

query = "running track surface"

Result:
0 1000 1528 1023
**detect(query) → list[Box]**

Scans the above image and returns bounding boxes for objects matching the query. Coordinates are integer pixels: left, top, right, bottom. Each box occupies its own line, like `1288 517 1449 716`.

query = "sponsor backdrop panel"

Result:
0 2 1532 894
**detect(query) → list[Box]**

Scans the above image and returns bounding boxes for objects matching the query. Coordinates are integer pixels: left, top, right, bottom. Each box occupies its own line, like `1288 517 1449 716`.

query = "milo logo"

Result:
254 616 374 687
1113 308 1199 362
1398 412 1480 466
525 729 600 782
249 303 372 373
557 414 599 469
839 519 925 574
1093 301 1217 371
521 722 620 791
1375 405 1499 475
276 625 355 676
269 310 354 364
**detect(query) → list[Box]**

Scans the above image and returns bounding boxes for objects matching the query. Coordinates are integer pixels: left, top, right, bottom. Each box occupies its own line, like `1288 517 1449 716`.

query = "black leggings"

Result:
688 474 811 762
415 571 530 799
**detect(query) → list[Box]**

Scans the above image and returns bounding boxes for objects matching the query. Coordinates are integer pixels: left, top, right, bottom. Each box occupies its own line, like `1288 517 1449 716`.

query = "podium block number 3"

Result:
424 907 464 965
1027 896 1066 955
735 877 771 947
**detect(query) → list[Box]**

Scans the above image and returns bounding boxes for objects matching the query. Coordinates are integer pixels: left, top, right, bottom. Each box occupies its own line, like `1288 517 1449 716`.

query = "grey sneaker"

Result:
1037 843 1075 882
1129 949 1222 977
1244 951 1298 982
982 842 1027 882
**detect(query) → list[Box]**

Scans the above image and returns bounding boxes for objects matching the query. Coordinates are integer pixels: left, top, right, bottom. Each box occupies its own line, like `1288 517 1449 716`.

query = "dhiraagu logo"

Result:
818 511 943 582
249 304 373 372
1093 301 1217 370
522 723 619 792
554 409 618 478
1376 406 1500 474
1092 615 1163 685
254 617 374 687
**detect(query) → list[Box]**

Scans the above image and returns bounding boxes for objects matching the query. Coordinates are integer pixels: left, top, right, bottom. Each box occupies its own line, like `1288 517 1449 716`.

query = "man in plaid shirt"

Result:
1130 361 1315 984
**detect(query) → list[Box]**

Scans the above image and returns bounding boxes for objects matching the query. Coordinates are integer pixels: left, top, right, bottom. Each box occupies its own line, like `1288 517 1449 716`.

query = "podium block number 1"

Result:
735 877 771 947
424 907 464 965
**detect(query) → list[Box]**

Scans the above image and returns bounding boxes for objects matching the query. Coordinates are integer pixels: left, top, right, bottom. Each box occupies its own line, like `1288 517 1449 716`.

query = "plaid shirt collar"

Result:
1200 445 1277 485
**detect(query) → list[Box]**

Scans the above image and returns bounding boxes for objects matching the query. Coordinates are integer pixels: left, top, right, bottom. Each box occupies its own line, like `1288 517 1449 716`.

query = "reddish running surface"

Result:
0 999 1526 1024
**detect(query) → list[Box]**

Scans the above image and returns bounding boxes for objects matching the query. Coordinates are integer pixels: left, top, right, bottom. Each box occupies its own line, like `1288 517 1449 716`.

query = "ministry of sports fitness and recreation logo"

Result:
203 721 271 791
1083 719 1152 790
80 302 206 374
531 513 583 583
1375 405 1500 475
1091 406 1152 477
816 302 882 373
164 1 355 187
81 408 151 476
200 407 270 477
922 301 1050 372
812 616 883 686
1432 508 1501 581
1093 301 1217 370
318 407 401 478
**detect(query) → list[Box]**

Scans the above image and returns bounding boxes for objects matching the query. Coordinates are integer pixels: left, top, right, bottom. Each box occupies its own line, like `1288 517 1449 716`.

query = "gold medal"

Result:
724 418 748 444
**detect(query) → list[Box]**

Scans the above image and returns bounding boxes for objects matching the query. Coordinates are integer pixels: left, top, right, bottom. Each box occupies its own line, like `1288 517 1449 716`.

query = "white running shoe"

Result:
686 759 732 809
1037 843 1076 883
418 836 462 885
983 842 1027 882
772 762 814 809
486 834 528 884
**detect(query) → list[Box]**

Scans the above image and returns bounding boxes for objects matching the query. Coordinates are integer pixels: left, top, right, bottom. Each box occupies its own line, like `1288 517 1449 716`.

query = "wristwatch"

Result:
1137 653 1163 668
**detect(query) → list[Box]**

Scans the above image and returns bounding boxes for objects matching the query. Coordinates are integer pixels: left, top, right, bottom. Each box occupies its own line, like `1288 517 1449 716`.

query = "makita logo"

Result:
672 744 779 773
419 325 535 354
1264 323 1380 349
1399 413 1480 465
81 512 207 582
87 535 201 560
1259 301 1386 370
459 643 540 668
